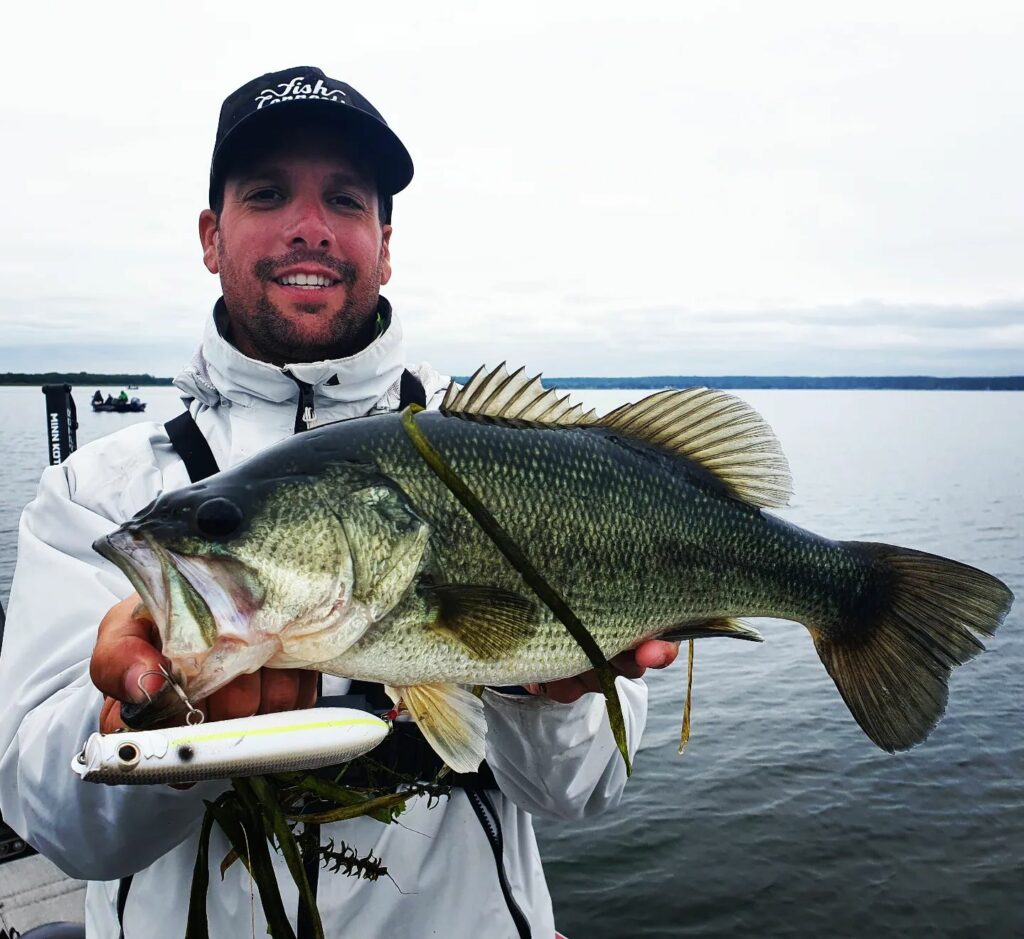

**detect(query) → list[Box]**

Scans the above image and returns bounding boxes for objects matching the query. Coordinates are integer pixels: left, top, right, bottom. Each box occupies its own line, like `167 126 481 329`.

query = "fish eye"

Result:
117 742 141 768
195 497 244 538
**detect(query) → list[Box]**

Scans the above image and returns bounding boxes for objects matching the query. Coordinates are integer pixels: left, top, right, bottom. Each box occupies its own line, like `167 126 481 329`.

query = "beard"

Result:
220 245 384 365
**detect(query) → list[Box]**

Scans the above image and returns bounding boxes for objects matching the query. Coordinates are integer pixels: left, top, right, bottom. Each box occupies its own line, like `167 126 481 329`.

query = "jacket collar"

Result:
174 296 406 421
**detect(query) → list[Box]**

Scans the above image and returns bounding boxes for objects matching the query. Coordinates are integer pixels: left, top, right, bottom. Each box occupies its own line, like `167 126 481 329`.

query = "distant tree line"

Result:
0 372 174 386
468 375 1024 391
5 372 1021 390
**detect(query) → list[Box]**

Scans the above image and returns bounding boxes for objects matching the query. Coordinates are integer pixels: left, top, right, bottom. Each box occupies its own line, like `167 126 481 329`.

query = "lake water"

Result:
0 385 1021 937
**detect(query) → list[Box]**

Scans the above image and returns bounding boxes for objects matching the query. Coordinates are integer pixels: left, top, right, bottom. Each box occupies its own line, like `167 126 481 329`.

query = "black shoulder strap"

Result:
399 369 427 410
165 411 220 482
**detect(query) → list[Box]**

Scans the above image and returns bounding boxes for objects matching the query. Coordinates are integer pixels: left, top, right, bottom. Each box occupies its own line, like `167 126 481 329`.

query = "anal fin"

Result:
660 617 763 643
385 682 487 774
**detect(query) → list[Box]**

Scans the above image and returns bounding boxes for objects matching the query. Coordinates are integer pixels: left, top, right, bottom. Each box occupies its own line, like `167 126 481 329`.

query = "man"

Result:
0 67 676 938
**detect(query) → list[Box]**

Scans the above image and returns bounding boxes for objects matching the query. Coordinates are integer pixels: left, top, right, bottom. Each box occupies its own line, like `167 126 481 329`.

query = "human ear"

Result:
199 209 220 275
379 225 392 286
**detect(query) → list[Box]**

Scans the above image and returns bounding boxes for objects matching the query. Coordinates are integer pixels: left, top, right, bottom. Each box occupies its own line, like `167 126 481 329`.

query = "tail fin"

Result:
812 543 1013 752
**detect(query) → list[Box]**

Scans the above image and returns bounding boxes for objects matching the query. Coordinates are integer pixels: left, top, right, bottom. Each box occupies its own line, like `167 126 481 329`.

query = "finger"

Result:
296 670 320 709
634 640 680 670
542 676 591 704
257 669 303 715
99 696 124 734
609 650 645 680
205 672 261 722
90 594 168 703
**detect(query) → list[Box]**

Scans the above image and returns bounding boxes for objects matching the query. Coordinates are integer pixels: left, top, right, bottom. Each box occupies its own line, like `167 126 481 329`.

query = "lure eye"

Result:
116 742 141 768
195 497 244 538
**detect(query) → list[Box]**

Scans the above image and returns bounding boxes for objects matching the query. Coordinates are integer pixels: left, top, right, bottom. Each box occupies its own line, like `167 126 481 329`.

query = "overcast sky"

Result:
2 0 1022 376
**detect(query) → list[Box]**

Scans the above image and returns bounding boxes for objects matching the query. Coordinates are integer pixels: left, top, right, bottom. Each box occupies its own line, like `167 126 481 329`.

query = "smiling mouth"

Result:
274 273 340 289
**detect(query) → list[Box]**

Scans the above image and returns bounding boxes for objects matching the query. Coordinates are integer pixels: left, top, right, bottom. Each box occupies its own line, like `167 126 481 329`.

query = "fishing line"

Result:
399 404 633 775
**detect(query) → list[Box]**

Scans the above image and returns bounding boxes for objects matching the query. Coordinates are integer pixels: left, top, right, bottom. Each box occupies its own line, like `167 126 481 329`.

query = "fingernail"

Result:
653 653 669 668
125 663 167 702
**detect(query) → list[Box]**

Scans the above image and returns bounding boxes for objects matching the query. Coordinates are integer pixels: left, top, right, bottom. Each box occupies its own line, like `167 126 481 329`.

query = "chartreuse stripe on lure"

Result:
72 709 388 785
96 364 1014 777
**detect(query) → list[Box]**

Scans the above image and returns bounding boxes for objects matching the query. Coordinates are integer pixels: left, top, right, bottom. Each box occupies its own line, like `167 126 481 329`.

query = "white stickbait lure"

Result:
71 708 389 785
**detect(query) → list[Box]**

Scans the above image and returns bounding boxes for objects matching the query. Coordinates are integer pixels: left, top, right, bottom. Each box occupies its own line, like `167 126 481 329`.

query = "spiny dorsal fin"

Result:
598 388 793 508
442 366 792 508
441 363 597 426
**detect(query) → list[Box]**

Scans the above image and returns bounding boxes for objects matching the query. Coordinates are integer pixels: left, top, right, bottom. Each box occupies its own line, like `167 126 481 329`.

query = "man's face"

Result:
199 126 392 365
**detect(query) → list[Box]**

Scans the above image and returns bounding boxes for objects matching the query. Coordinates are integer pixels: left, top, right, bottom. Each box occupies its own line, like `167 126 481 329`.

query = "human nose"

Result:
283 195 333 252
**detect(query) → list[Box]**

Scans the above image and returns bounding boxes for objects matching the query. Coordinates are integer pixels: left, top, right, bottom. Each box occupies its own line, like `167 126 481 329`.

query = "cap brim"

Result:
209 99 413 204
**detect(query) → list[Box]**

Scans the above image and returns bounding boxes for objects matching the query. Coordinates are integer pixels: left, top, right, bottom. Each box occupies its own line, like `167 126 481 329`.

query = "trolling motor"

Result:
41 384 78 465
0 389 87 939
0 386 80 868
0 387 88 939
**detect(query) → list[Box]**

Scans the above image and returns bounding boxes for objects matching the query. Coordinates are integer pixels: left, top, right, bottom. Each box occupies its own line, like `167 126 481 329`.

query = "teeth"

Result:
277 273 334 287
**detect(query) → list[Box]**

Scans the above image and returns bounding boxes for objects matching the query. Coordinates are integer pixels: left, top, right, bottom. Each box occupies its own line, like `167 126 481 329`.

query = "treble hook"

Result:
135 664 205 726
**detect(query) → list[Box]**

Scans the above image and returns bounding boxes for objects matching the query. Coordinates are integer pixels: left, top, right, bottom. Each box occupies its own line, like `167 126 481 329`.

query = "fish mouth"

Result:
95 531 264 638
93 529 265 728
94 529 175 633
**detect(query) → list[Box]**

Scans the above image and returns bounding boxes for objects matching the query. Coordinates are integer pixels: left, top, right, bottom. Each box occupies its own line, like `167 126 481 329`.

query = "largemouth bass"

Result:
95 366 1013 773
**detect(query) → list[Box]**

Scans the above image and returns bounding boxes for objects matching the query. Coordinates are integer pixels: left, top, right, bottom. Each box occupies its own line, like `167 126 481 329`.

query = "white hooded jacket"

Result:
0 302 647 939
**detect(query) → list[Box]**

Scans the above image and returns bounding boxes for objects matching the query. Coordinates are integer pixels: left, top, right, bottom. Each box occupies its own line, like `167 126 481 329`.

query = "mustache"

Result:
253 250 358 287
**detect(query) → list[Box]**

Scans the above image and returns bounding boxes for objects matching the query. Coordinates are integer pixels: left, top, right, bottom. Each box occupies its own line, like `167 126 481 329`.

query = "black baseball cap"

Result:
209 66 414 205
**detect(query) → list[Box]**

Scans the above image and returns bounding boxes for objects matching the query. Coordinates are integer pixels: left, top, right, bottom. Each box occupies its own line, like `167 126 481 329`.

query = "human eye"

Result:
327 192 366 210
244 186 284 205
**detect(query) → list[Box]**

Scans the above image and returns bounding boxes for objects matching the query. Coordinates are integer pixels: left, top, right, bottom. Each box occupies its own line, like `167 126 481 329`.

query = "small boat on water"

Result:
91 390 146 413
92 400 147 413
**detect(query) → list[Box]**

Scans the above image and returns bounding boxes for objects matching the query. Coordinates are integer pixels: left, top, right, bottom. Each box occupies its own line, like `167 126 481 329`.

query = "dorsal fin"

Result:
441 365 792 509
598 387 793 508
441 363 597 426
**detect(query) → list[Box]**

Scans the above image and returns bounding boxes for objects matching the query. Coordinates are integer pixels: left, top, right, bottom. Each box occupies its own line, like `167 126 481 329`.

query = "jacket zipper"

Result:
285 373 317 433
466 788 532 939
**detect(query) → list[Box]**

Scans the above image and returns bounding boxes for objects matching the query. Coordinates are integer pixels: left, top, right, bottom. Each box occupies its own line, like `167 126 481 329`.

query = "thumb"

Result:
90 594 169 703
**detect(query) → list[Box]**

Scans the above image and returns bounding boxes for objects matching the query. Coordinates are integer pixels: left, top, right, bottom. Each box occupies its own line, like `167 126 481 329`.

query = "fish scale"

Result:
318 414 851 686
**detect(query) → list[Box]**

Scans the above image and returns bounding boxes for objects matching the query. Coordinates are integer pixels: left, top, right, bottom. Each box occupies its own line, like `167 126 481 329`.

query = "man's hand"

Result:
90 593 318 734
524 639 680 704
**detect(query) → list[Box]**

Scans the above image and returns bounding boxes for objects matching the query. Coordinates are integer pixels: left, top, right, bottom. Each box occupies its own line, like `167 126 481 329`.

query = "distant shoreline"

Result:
0 373 173 387
454 375 1024 391
1 373 1021 391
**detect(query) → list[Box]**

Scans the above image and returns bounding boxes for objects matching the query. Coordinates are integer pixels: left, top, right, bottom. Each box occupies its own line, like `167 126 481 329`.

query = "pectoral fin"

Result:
385 682 487 774
660 617 764 643
423 584 538 659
